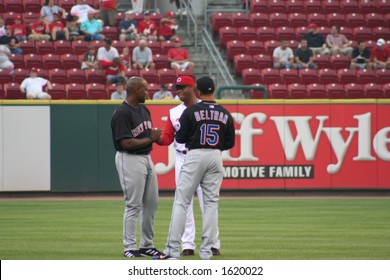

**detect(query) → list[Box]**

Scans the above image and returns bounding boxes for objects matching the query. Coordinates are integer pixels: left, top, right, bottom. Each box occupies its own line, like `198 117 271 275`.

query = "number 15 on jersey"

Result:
200 124 220 146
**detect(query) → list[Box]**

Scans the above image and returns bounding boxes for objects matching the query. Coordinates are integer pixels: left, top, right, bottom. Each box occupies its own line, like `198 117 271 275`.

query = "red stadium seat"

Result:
161 40 175 55
385 13 390 26
150 12 163 26
24 0 41 13
377 0 390 15
326 83 346 98
346 13 365 27
86 83 107 99
54 40 73 55
357 69 376 84
280 68 299 84
0 69 13 84
269 12 289 27
22 12 40 25
323 0 340 14
338 68 357 84
245 40 265 55
253 54 272 69
0 84 3 99
153 54 169 70
146 83 161 99
13 68 30 84
307 13 327 27
231 12 251 28
48 83 66 99
345 83 365 98
3 12 18 25
268 0 286 13
250 0 268 14
123 68 138 79
19 40 36 55
331 55 351 70
36 40 54 55
299 69 319 85
25 54 43 69
112 41 126 54
295 26 309 40
10 54 25 69
365 13 385 27
58 0 75 12
67 68 86 84
72 40 90 55
264 40 280 55
131 12 144 22
0 0 4 13
5 0 23 13
242 68 261 85
66 83 86 99
250 12 269 28
358 0 377 14
353 26 372 41
286 0 304 13
49 68 68 84
234 54 254 76
43 54 61 70
313 55 331 69
372 27 390 41
140 69 158 83
383 83 390 98
106 83 116 99
256 26 277 42
4 83 24 99
304 0 322 14
261 68 281 84
175 69 194 79
238 27 257 42
158 68 176 84
276 27 296 40
341 0 359 14
211 13 232 34
317 26 332 38
318 68 337 84
219 27 238 48
288 83 308 98
288 13 308 28
227 40 247 61
61 54 81 70
364 83 385 98
249 83 265 99
376 69 390 84
36 69 49 80
307 83 327 98
90 40 104 50
268 83 289 98
146 40 162 55
327 13 346 26
85 69 104 84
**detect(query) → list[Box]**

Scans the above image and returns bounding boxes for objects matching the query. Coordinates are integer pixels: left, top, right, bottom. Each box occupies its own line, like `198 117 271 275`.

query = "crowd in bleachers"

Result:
0 0 194 100
216 0 390 98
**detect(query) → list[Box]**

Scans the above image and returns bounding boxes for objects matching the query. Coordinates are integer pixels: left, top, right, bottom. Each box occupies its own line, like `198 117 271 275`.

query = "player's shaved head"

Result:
126 76 149 104
126 76 145 94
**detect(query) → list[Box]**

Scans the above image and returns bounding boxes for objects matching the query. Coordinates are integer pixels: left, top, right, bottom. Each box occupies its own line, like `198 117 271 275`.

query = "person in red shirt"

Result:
99 0 116 26
167 37 194 71
100 57 126 84
372 38 390 70
158 11 178 42
28 17 51 41
10 15 27 41
137 10 158 41
49 13 69 41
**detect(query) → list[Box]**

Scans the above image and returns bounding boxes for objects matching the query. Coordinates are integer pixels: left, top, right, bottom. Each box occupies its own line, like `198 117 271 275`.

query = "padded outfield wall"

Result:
0 99 390 192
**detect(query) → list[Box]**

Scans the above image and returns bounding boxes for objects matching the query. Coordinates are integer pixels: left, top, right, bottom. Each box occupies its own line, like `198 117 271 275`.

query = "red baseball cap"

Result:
174 37 182 43
176 76 195 87
14 15 21 20
31 67 38 72
308 23 317 29
166 11 174 18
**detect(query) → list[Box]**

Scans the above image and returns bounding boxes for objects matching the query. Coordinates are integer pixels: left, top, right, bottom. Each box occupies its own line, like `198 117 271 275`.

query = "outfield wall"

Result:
1 99 390 192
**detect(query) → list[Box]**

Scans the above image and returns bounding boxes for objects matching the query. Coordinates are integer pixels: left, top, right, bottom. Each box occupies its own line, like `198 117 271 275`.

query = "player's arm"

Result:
223 113 236 150
175 109 190 144
157 116 175 146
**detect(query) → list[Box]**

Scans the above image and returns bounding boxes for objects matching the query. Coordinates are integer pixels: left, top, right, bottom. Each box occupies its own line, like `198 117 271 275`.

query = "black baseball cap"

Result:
104 38 112 45
196 76 215 94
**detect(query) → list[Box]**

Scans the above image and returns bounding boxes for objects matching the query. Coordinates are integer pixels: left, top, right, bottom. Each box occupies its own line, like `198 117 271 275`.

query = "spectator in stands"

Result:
171 0 188 16
146 0 161 13
0 19 6 38
10 15 27 41
158 11 178 42
81 11 104 41
81 45 98 70
132 39 155 70
350 40 372 70
66 14 84 41
41 0 67 24
99 0 117 27
49 14 70 41
138 10 158 41
326 26 353 56
119 12 139 42
303 23 330 55
0 28 23 55
0 44 14 73
294 39 316 70
120 47 131 69
111 82 127 100
20 68 53 100
153 84 173 100
101 57 126 84
70 0 97 23
131 0 144 13
98 38 119 66
372 38 390 70
273 39 295 69
28 17 51 41
167 37 194 71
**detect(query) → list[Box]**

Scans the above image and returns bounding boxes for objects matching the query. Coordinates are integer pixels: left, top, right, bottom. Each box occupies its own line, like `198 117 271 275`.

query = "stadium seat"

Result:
86 83 107 99
357 69 376 84
383 83 390 98
61 54 81 70
365 13 385 27
227 40 246 61
4 83 24 99
36 41 54 55
269 12 289 27
327 13 346 26
299 69 319 85
0 69 13 84
376 69 390 84
150 12 163 26
58 0 75 12
245 40 265 56
25 54 43 69
234 54 254 76
0 84 3 99
147 40 162 55
112 41 126 54
22 12 40 25
231 12 251 28
219 27 238 48
153 54 169 70
346 13 365 27
268 83 289 98
307 83 327 98
10 54 25 69
286 0 304 13
67 68 86 84
85 69 104 84
295 26 309 40
364 83 385 98
317 26 332 38
13 68 30 84
323 0 340 13
242 68 261 85
385 13 390 26
304 0 322 14
261 68 281 84
326 83 345 98
48 83 66 99
158 68 176 84
318 68 338 84
280 68 299 84
372 27 390 41
250 0 268 14
36 68 49 80
54 40 73 55
238 27 257 42
249 83 265 99
340 0 359 14
147 83 161 99
288 13 308 28
331 55 351 70
307 13 328 26
72 40 90 55
19 40 36 55
140 69 158 84
66 83 86 99
377 0 390 15
24 0 41 13
175 69 194 79
211 13 231 34
276 27 296 40
252 54 272 69
256 26 277 42
106 83 116 99
43 54 61 70
250 12 270 28
345 83 365 98
338 68 357 84
268 0 286 13
124 68 139 79
312 55 331 69
353 26 372 41
131 12 145 22
125 40 139 54
49 68 68 84
358 0 377 14
161 40 175 55
90 40 104 50
3 11 19 25
264 40 280 55
288 83 308 98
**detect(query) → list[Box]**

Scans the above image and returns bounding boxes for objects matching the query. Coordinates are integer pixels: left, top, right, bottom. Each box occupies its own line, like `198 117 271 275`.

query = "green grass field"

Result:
0 197 389 260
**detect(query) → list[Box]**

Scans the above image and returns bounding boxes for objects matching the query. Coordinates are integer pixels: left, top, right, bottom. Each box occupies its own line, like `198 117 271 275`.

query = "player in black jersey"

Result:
164 76 235 259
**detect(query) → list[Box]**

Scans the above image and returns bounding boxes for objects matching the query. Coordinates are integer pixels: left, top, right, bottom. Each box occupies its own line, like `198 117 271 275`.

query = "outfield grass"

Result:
0 198 389 260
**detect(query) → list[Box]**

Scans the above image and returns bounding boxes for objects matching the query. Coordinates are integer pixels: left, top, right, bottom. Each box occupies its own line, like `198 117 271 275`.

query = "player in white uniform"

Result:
158 76 221 256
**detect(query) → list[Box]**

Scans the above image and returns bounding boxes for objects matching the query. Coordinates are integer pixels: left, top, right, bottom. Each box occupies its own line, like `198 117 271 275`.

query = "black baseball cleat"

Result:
124 250 143 258
152 253 177 260
139 247 165 257
211 247 221 256
181 249 195 256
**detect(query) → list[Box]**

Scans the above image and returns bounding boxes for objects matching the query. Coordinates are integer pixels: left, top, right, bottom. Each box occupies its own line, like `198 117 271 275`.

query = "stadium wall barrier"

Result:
0 99 389 192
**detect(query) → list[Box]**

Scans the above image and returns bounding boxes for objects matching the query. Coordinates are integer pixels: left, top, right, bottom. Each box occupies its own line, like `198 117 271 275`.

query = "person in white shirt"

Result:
20 68 53 100
111 83 127 100
97 38 119 65
70 0 97 23
0 45 14 72
273 40 295 69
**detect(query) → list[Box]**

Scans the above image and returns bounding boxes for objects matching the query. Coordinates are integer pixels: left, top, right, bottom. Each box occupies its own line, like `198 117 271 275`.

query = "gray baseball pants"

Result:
164 149 223 259
115 152 159 252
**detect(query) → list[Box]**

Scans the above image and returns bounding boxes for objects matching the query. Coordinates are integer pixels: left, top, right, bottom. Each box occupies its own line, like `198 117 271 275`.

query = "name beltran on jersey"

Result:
194 110 229 124
131 121 152 137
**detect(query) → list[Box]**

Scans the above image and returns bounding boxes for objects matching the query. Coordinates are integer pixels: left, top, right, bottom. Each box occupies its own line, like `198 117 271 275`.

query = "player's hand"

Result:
150 128 162 142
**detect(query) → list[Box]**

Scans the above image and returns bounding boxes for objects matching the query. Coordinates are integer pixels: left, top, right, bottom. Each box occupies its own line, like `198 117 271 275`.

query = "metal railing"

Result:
180 0 198 47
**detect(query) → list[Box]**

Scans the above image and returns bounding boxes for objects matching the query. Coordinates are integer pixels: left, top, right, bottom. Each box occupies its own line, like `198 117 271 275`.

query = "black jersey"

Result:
175 101 235 151
111 101 153 154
